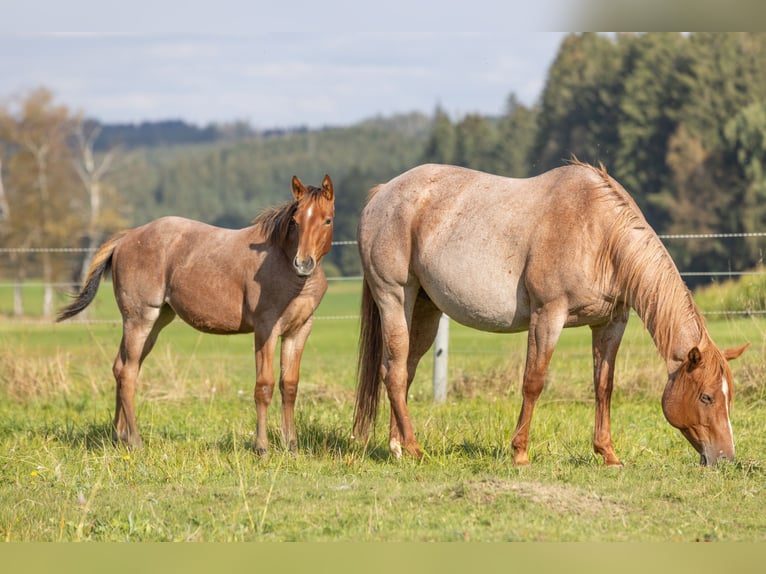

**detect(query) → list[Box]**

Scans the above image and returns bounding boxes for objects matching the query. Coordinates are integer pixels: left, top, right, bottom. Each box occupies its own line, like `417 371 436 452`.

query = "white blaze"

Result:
722 376 734 448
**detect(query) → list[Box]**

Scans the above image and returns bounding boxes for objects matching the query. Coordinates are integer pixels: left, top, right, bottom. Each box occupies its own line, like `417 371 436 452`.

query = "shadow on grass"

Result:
201 420 394 460
53 421 114 450
48 418 602 468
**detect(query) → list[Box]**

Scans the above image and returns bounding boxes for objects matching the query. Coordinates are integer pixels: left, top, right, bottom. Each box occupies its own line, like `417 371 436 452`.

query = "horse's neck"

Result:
630 273 704 373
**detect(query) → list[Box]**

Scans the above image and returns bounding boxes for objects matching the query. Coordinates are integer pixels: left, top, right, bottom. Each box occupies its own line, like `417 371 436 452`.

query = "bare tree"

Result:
72 121 117 287
0 158 19 315
22 137 56 316
0 88 80 318
0 159 9 224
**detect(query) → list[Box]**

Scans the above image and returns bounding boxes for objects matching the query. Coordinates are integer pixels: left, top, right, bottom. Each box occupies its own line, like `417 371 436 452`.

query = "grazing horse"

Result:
57 175 335 455
353 162 748 466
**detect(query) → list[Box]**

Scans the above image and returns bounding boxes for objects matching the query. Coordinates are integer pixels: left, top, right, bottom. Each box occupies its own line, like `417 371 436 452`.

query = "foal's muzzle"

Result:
293 255 316 277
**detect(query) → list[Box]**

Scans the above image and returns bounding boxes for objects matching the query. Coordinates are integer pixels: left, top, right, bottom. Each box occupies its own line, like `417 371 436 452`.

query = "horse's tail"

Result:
56 230 129 322
352 277 384 442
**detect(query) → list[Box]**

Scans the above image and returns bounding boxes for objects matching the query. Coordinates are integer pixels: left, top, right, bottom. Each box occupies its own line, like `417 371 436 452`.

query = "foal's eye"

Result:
700 393 713 405
325 218 333 226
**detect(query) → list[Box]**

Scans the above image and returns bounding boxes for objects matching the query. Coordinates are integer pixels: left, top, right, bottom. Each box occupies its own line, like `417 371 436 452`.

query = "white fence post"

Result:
432 313 449 404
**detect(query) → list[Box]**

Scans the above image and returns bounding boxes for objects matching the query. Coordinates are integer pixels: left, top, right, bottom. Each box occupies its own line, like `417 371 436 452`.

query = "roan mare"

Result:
353 162 748 466
57 175 335 455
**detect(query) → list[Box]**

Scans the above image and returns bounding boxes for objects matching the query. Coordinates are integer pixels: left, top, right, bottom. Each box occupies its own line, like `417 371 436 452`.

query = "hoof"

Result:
404 443 424 459
513 452 530 466
113 432 142 449
389 438 403 459
599 450 624 467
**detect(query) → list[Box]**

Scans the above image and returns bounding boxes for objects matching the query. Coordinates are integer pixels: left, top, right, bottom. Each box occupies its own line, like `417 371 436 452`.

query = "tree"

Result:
723 101 766 267
454 114 497 172
531 33 624 173
613 33 692 224
0 156 22 315
422 105 456 165
72 120 127 288
494 94 538 177
0 88 81 317
658 34 766 276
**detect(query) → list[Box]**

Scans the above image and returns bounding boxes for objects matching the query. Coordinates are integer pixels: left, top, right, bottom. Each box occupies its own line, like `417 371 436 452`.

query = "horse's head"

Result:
662 342 748 466
289 174 335 277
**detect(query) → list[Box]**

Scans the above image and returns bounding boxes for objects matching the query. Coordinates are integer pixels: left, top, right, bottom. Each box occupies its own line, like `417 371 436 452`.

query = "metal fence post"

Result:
432 313 449 404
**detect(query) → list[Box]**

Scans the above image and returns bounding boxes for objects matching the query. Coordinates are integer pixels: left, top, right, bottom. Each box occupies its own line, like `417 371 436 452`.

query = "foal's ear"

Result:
723 342 750 362
292 175 307 200
321 174 334 201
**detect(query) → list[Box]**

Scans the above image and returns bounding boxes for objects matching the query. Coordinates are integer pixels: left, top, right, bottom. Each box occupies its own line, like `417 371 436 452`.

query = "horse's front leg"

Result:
253 332 278 456
591 312 628 467
279 318 314 453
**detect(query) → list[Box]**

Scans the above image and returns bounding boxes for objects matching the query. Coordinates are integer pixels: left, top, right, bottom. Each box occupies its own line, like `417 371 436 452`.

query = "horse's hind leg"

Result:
112 305 176 447
511 301 567 465
377 283 424 459
388 292 442 456
591 310 628 467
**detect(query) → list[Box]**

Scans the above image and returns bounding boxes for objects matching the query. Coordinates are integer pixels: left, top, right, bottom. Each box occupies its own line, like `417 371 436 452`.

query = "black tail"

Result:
56 231 128 322
352 278 384 441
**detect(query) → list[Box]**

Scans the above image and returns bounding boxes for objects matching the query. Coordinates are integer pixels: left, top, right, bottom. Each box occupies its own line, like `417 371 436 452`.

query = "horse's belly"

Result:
419 271 529 333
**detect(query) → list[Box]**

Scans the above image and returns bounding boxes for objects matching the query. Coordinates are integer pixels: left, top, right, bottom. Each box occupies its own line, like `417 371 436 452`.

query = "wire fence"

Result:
1 233 766 322
4 234 763 405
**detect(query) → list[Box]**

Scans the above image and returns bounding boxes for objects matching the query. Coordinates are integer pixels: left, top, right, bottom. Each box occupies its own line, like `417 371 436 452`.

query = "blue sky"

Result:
1 2 569 128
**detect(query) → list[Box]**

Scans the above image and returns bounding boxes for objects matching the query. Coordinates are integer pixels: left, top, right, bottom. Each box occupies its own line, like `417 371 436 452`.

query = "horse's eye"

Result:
700 393 713 405
325 218 333 226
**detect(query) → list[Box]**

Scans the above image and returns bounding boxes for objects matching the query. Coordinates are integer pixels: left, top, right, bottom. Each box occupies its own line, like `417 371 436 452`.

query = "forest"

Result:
1 32 766 316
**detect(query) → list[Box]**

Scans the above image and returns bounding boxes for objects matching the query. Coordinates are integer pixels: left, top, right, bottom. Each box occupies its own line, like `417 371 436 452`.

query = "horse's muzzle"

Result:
699 447 734 466
293 255 316 277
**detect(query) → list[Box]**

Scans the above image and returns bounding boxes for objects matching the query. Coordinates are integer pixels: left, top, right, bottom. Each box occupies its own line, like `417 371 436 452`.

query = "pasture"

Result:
1 281 765 541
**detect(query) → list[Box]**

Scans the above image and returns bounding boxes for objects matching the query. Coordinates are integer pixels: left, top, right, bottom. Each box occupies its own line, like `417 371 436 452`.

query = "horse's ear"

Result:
292 175 307 201
687 346 702 370
723 342 750 362
321 174 334 201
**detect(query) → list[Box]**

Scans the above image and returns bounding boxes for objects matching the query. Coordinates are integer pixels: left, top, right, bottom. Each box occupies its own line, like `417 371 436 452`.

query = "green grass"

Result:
1 280 765 541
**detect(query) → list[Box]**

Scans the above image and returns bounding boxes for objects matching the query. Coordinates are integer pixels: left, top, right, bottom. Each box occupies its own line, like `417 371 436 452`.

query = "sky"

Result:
0 2 571 129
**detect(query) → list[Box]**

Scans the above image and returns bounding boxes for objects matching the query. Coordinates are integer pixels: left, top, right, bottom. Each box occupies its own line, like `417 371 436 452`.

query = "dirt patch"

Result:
452 478 628 517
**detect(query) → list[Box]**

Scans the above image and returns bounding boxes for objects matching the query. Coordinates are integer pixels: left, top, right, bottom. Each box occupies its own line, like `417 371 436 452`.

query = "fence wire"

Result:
2 233 766 322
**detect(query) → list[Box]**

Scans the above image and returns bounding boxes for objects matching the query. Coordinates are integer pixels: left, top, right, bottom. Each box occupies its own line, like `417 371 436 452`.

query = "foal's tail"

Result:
56 230 129 322
352 278 384 442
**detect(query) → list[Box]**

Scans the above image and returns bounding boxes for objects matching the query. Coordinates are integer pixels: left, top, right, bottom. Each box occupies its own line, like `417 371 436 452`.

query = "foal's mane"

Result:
251 185 325 246
579 159 705 358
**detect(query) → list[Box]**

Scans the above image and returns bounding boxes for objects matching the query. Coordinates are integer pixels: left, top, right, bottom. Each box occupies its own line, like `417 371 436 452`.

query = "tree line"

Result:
2 33 765 316
422 33 766 281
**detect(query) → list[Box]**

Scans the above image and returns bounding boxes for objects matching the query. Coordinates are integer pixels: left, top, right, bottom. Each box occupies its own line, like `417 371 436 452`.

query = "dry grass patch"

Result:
452 478 629 517
0 348 76 401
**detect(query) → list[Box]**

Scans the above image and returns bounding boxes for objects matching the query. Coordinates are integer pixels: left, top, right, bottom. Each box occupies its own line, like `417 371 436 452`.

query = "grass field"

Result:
1 280 765 541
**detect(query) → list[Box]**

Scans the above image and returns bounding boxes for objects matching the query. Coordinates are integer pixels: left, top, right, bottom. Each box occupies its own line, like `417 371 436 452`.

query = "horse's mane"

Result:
578 159 705 359
367 184 384 202
251 185 324 246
